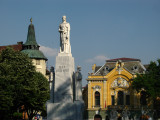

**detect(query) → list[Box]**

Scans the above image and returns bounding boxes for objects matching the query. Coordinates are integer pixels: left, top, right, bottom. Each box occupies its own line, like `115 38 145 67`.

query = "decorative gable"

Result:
110 77 129 89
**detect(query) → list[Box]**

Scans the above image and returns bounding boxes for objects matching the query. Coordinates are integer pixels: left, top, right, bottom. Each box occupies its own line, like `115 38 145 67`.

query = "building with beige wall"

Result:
21 19 48 77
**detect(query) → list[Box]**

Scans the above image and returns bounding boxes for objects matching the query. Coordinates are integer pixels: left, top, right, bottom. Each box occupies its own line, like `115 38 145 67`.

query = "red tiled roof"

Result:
106 57 140 62
0 44 23 52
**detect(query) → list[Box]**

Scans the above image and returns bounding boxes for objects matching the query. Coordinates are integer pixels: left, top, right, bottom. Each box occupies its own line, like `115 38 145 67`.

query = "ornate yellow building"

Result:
85 58 147 120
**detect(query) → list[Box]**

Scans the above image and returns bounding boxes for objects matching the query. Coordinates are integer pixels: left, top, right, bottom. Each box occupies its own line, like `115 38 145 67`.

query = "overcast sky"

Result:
0 0 160 86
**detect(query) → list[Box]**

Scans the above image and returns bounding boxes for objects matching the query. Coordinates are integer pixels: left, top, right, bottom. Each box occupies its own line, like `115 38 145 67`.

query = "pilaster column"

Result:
103 80 107 108
88 81 91 108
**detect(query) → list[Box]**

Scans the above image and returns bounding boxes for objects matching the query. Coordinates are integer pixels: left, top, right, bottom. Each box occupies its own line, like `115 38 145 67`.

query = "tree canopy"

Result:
132 59 160 108
0 48 49 120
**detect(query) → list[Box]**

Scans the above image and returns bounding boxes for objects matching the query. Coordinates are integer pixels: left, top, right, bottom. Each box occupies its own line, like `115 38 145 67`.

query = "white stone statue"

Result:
59 16 71 53
75 66 83 101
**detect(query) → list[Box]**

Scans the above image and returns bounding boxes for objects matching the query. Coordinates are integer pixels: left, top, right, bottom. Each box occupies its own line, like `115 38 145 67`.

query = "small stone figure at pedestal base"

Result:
75 66 83 101
74 66 84 120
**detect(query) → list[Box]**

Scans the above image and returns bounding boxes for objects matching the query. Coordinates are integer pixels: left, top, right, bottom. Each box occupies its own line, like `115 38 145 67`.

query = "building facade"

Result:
84 58 151 120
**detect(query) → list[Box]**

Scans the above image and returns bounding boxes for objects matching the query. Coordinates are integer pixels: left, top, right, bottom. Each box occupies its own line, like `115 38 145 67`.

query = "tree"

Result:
0 48 49 120
24 72 49 119
132 59 160 109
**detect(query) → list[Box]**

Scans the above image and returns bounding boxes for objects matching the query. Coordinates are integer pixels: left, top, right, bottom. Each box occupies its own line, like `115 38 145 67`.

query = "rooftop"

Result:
106 57 141 62
0 42 23 52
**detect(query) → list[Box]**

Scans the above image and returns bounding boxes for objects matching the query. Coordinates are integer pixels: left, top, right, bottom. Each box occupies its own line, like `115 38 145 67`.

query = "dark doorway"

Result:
118 116 122 120
105 115 109 120
94 114 102 120
118 91 124 105
111 95 115 105
140 91 147 105
126 95 130 105
95 91 100 107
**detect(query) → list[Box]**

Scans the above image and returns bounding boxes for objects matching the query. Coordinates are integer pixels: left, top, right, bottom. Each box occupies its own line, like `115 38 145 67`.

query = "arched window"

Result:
118 91 124 105
95 91 100 107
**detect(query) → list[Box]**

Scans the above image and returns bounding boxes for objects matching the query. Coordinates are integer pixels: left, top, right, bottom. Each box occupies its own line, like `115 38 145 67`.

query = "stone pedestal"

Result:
54 53 74 103
47 100 84 120
47 102 75 120
47 53 84 120
74 101 84 120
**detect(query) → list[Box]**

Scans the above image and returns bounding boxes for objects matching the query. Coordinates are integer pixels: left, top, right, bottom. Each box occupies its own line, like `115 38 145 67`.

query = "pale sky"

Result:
0 0 160 86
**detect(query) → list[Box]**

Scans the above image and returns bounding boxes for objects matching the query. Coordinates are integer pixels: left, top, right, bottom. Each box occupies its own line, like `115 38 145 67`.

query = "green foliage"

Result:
25 72 49 119
13 112 23 119
132 59 160 103
0 47 49 120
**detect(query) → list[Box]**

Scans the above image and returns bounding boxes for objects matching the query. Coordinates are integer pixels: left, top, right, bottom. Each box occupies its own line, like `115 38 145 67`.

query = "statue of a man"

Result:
75 66 83 101
59 16 71 53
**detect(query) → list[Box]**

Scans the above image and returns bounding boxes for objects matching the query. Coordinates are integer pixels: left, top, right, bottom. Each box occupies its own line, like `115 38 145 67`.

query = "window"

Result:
118 91 124 105
126 95 130 105
36 60 40 65
111 95 115 105
95 91 100 107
